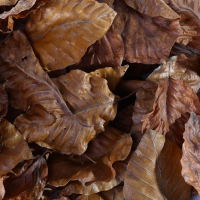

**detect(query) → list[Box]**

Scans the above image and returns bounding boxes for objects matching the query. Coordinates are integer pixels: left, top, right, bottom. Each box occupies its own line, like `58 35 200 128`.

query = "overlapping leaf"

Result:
47 127 132 187
25 0 116 71
3 154 48 200
181 113 200 195
0 30 117 155
0 119 33 176
124 129 191 200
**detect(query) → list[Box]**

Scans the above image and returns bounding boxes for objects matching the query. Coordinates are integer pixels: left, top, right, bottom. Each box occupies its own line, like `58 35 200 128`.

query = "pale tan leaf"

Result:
25 0 116 71
124 129 191 200
0 0 18 6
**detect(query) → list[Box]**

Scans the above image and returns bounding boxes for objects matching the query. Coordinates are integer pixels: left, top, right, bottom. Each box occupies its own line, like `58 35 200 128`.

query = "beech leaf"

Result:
0 119 33 176
25 0 116 71
181 112 200 195
0 30 117 155
124 129 191 200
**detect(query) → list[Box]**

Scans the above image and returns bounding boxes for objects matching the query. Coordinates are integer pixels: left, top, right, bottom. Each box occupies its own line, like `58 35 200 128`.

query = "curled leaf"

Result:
25 0 116 71
0 119 33 176
124 129 191 200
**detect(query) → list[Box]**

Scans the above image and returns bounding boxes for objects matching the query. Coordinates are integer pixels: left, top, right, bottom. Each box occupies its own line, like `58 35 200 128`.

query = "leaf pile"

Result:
0 0 200 199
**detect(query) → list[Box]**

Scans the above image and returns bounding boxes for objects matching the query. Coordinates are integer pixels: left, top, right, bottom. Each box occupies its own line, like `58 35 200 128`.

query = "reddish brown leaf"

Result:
112 0 180 64
0 119 33 176
142 77 200 146
3 154 48 200
181 113 200 195
0 85 7 121
25 0 116 71
124 129 191 200
0 30 117 155
47 127 132 187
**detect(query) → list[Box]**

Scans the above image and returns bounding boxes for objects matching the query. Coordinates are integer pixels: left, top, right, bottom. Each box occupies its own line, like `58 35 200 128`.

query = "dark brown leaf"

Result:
0 85 7 121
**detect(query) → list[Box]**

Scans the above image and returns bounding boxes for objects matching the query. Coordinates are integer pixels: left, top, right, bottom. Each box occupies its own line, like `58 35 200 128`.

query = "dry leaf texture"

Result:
0 0 18 6
124 129 191 200
25 0 116 71
113 0 180 64
0 119 33 176
0 30 117 155
47 127 132 187
181 113 200 195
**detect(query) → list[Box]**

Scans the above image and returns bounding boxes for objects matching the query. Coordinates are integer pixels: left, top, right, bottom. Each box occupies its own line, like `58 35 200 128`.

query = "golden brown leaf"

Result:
113 0 180 64
0 30 117 155
72 25 124 69
89 65 128 91
142 77 200 146
124 129 191 200
47 127 132 187
181 113 200 195
0 0 18 6
0 119 33 176
25 0 116 71
76 186 124 200
132 56 200 133
3 154 48 200
0 85 7 121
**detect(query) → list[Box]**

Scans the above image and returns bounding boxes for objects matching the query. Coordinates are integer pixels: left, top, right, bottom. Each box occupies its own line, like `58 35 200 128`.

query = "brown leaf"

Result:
25 0 116 71
71 25 124 69
124 0 180 19
132 56 200 133
142 77 200 146
181 112 200 195
0 85 7 121
89 65 129 91
0 119 33 176
47 127 132 187
76 186 124 200
124 129 191 200
0 30 117 155
3 154 48 200
112 0 180 64
0 177 5 200
0 0 18 6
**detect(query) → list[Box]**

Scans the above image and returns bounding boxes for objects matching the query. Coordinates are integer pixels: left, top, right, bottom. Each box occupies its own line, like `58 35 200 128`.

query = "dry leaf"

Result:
47 127 132 187
181 112 200 195
89 65 129 91
124 129 191 200
71 25 124 69
76 186 124 200
113 0 180 64
0 0 18 6
0 85 7 121
0 119 33 176
3 154 48 200
25 0 116 71
0 30 117 155
0 177 5 200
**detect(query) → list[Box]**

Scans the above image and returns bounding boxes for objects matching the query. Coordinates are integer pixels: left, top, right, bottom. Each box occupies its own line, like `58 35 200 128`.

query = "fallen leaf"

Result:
113 0 180 64
0 30 117 155
3 154 48 200
25 0 116 71
0 85 7 121
181 112 200 195
0 119 33 176
76 186 124 200
124 129 191 200
0 0 18 6
47 127 132 187
0 177 5 200
89 65 129 91
71 25 124 69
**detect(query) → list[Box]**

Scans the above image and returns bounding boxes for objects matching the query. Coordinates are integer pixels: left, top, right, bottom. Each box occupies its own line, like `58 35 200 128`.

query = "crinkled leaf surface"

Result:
73 25 124 69
142 77 200 146
0 30 117 155
89 65 128 91
47 127 132 187
0 119 33 176
3 154 48 200
25 0 116 71
124 129 191 200
181 113 200 195
112 0 180 64
76 186 124 200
